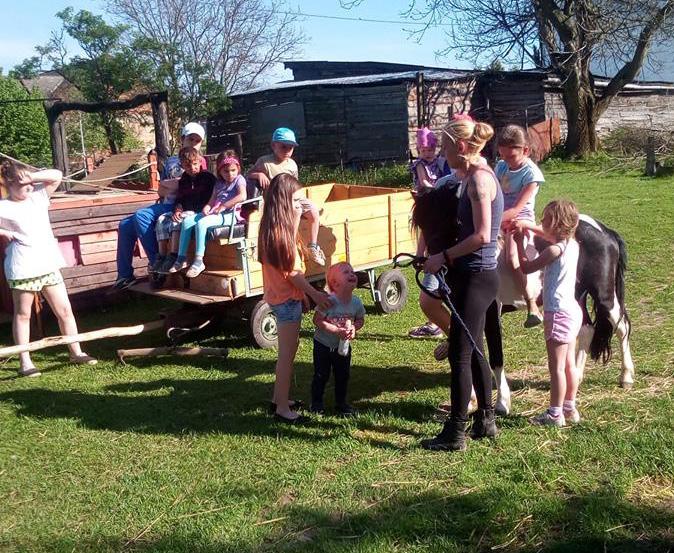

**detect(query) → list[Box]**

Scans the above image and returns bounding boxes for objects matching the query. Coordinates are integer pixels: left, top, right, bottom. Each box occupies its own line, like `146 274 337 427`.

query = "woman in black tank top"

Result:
421 115 504 452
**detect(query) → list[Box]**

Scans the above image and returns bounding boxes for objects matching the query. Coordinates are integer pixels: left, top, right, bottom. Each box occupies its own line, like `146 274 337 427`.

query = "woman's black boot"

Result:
469 408 499 439
420 417 469 451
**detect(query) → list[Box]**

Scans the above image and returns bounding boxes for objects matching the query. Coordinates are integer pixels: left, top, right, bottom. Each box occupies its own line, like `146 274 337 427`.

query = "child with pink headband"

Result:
170 150 247 278
411 127 446 191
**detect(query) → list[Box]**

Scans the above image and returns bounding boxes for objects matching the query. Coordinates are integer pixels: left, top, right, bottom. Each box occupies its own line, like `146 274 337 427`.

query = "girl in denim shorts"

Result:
258 174 331 424
512 200 583 427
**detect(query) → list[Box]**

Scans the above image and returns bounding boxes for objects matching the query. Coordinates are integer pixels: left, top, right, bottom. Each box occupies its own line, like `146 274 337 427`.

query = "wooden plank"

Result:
61 257 146 279
54 220 122 238
49 201 154 223
64 271 118 289
52 213 130 229
79 230 118 244
79 240 117 255
189 270 245 297
80 250 117 265
49 193 158 211
128 281 227 305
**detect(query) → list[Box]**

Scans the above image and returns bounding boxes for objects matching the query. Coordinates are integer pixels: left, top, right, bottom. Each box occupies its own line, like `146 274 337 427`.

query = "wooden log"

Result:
0 320 165 358
117 346 229 365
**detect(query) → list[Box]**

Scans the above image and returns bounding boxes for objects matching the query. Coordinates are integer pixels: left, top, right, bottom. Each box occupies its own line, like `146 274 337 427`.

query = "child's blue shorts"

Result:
270 299 303 324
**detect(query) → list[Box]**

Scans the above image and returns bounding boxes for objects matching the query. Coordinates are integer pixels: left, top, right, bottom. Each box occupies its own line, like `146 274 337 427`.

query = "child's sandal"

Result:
307 243 326 266
69 354 98 365
18 366 41 378
185 262 205 278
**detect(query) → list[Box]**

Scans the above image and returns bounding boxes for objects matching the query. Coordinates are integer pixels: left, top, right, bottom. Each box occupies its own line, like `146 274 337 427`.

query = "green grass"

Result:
0 161 673 552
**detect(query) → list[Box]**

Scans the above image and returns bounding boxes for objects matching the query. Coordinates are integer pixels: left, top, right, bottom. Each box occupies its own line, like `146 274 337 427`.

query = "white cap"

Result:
181 122 205 140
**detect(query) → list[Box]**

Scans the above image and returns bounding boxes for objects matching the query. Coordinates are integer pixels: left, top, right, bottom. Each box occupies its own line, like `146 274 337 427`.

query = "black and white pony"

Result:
411 180 635 415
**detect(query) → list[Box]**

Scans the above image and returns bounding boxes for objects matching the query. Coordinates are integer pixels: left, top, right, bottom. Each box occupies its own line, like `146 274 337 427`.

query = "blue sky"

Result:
3 0 672 81
0 0 468 78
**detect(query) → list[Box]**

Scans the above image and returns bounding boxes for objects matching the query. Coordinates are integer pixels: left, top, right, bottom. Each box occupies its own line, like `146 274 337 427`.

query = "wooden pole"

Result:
0 320 164 358
117 346 229 365
148 150 159 191
46 108 69 175
151 91 171 168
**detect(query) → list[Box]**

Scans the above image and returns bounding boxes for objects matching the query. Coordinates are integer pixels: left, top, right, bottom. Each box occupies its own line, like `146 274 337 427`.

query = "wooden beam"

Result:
0 320 164 357
150 92 171 164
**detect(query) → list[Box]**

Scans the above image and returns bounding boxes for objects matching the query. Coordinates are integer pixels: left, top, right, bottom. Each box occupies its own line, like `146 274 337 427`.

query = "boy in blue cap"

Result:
248 128 325 265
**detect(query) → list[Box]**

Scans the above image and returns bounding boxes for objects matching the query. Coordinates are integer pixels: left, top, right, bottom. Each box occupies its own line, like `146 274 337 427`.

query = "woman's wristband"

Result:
443 249 453 266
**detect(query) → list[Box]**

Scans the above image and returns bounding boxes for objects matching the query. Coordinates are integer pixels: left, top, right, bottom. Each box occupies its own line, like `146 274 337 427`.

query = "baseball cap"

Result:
271 127 298 146
181 122 205 140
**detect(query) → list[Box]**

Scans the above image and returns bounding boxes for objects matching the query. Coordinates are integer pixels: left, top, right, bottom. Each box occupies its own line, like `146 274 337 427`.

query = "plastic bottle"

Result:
337 319 352 356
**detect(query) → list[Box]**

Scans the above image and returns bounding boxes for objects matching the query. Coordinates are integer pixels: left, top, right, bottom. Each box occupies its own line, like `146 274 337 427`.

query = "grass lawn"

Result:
0 162 672 552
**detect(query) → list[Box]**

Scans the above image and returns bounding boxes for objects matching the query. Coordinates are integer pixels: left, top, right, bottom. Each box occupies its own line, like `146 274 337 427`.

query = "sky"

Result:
2 0 672 82
0 0 469 79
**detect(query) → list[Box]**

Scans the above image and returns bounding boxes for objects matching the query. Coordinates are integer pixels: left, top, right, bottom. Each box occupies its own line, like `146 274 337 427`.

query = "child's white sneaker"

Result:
529 410 565 427
563 408 581 424
168 257 189 273
307 243 326 266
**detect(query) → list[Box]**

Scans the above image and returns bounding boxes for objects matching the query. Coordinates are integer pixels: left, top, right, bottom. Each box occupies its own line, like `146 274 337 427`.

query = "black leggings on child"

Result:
312 339 351 407
447 269 499 420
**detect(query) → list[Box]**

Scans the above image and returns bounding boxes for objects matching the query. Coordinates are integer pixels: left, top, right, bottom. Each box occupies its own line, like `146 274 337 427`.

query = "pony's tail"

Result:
589 227 629 364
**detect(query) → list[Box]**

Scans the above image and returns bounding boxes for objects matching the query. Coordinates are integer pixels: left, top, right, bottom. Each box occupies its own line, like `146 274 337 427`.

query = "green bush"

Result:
0 76 51 167
300 163 412 188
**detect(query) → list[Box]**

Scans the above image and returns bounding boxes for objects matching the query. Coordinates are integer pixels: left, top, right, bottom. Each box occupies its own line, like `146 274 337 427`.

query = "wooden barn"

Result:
207 61 674 165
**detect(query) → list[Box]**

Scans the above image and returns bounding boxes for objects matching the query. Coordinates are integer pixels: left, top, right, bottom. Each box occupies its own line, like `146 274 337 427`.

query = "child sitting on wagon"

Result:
247 127 326 266
168 150 247 278
311 262 365 417
154 147 216 274
411 127 447 191
0 162 97 377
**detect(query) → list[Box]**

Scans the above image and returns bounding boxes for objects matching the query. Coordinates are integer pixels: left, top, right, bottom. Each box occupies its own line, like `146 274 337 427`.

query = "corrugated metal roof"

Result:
231 69 477 97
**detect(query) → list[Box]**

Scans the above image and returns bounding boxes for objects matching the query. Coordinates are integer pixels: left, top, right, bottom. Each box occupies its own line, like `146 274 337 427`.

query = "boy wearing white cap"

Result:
112 122 208 290
248 128 325 266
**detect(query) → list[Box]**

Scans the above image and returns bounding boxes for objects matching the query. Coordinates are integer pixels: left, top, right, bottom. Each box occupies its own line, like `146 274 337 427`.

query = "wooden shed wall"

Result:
545 88 674 138
406 79 476 155
208 83 410 166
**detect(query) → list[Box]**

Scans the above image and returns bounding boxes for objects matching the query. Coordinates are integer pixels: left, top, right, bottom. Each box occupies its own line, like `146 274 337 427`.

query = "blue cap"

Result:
271 127 298 146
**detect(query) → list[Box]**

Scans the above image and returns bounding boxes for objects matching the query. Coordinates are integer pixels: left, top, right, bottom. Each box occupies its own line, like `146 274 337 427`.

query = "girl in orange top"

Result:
259 174 331 423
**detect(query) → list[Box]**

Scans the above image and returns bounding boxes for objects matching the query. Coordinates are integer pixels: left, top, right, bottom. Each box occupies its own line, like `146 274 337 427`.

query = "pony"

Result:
411 179 635 415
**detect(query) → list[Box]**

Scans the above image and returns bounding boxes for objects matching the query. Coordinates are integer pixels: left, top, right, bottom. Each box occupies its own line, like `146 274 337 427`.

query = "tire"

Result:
250 300 278 349
375 269 408 313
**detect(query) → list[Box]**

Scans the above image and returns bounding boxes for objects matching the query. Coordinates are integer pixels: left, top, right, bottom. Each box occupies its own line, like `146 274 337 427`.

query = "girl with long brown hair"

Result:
258 174 331 423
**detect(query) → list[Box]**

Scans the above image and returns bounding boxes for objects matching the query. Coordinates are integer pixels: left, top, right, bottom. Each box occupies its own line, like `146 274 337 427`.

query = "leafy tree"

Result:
343 0 674 156
48 8 148 153
0 76 51 166
106 0 305 142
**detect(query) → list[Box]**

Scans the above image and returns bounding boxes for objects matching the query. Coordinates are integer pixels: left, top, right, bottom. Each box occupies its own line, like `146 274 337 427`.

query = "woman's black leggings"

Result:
447 269 500 419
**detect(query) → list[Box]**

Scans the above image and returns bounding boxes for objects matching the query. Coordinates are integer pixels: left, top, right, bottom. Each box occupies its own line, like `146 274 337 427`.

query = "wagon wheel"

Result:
250 300 278 349
375 269 408 313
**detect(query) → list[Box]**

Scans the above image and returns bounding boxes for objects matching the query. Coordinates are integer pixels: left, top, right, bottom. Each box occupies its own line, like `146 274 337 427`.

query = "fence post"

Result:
645 135 657 177
148 150 159 191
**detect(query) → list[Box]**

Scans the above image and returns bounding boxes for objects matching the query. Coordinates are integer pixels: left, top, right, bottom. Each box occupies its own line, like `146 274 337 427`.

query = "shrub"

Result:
0 76 51 166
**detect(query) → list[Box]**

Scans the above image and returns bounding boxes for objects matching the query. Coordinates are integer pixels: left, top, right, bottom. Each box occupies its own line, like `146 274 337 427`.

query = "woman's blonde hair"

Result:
258 173 303 272
442 115 494 163
543 199 579 240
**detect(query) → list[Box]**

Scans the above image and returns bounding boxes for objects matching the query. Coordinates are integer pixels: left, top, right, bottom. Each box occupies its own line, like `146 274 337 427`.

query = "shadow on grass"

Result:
0 356 448 443
12 488 674 552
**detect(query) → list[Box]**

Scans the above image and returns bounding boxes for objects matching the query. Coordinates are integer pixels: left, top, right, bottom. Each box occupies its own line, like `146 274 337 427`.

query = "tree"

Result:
0 76 51 166
49 8 148 153
344 0 674 156
106 0 305 141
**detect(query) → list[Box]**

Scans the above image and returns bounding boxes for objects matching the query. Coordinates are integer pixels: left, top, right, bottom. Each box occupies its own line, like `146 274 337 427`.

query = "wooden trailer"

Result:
132 182 416 348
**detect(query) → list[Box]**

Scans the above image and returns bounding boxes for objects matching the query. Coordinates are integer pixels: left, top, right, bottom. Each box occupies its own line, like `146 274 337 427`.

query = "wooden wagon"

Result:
132 182 415 348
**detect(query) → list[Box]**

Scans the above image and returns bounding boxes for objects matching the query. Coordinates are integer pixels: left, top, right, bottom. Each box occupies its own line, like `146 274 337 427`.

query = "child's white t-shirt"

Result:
543 239 579 313
0 185 65 280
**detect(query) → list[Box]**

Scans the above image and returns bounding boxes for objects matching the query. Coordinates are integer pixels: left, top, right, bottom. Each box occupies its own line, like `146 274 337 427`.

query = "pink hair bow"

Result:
452 113 474 122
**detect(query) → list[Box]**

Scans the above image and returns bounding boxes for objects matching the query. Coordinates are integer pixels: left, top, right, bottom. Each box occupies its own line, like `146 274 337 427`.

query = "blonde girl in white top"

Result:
512 200 583 427
0 161 97 377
